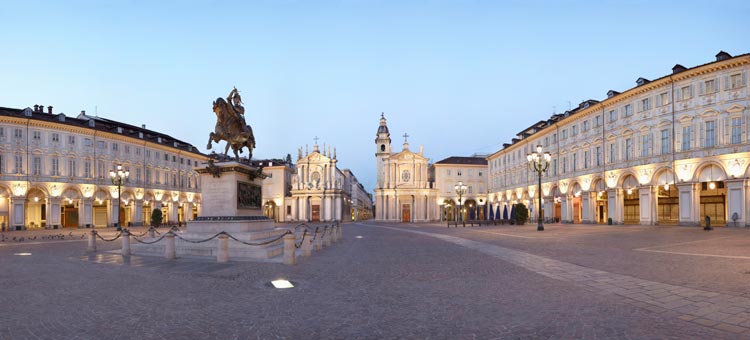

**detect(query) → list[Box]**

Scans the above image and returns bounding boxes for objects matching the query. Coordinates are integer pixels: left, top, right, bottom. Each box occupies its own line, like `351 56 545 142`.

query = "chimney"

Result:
39 104 43 112
142 124 146 129
47 106 52 114
716 50 732 61
81 110 86 115
672 64 687 74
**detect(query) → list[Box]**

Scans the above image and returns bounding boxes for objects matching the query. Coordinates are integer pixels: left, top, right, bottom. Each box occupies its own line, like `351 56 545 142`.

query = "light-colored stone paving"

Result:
370 223 750 335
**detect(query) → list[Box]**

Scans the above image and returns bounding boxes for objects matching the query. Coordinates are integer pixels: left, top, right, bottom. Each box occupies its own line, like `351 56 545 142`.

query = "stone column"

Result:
726 179 747 227
169 201 179 225
48 197 62 228
283 233 296 265
638 185 655 226
9 197 26 230
109 199 118 227
133 199 143 226
183 202 193 223
217 234 228 263
581 192 592 224
543 198 553 223
80 198 93 228
165 233 176 259
607 188 623 224
561 195 572 223
121 229 130 255
677 183 699 226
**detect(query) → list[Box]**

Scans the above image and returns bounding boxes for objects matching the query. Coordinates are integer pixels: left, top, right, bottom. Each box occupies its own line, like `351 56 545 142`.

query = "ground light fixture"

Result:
355 236 363 239
271 279 294 289
13 252 32 256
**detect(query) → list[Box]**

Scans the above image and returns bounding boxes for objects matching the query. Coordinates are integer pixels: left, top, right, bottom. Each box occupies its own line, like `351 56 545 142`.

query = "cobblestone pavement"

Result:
0 223 748 339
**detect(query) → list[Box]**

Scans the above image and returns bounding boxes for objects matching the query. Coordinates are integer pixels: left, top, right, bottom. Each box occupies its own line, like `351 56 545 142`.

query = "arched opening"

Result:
26 188 47 229
441 199 455 221
622 175 640 224
0 186 10 231
93 190 109 228
120 191 133 227
654 170 679 225
264 200 278 221
61 188 80 228
464 199 477 220
142 193 154 226
552 186 562 223
698 164 727 227
593 180 608 224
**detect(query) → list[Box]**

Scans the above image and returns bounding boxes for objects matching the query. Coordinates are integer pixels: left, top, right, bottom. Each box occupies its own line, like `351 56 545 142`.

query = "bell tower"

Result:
375 113 391 189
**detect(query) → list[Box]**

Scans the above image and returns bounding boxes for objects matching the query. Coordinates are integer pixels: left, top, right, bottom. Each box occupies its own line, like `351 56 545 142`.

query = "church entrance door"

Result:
311 205 321 222
401 204 411 223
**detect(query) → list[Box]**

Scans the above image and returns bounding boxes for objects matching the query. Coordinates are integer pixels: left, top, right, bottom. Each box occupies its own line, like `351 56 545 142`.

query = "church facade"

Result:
374 114 438 222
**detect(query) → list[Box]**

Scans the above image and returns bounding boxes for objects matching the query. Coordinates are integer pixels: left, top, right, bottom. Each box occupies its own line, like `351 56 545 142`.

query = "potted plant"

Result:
514 203 529 225
151 209 163 228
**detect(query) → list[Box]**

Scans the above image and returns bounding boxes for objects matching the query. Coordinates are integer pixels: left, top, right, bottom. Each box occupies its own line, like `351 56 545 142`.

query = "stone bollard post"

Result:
338 223 343 240
121 229 131 256
217 234 229 263
165 233 176 259
314 229 323 251
87 230 97 252
302 232 312 257
283 233 296 265
149 227 155 239
324 227 332 248
331 225 339 243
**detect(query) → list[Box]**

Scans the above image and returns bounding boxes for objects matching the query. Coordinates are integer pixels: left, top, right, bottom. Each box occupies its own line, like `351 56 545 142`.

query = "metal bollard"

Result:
302 232 312 257
314 230 323 251
283 233 296 265
149 227 155 239
217 234 229 263
121 229 131 256
165 233 176 259
87 230 96 252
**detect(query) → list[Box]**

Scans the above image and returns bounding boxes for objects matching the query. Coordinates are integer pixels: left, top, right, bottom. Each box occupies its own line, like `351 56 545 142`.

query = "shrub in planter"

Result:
514 203 529 225
151 209 163 228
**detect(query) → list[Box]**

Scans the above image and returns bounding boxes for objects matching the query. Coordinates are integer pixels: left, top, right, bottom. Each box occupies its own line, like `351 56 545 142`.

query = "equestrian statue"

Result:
207 87 256 161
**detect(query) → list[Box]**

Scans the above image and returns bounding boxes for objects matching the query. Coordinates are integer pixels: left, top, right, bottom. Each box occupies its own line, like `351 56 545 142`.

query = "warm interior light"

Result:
664 184 670 191
271 280 294 289
709 182 716 190
627 189 633 195
33 197 39 202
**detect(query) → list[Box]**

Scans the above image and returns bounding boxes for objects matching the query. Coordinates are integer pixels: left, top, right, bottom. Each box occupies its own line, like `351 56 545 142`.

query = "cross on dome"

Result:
403 133 409 143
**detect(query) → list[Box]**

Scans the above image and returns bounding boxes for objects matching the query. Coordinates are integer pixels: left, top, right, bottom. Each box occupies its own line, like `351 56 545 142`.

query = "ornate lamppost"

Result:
109 164 130 230
454 181 467 222
527 145 551 231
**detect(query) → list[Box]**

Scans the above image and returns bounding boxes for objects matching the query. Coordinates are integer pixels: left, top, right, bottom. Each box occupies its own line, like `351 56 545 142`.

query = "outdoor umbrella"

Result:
510 204 516 221
470 207 475 220
489 205 495 220
502 205 508 220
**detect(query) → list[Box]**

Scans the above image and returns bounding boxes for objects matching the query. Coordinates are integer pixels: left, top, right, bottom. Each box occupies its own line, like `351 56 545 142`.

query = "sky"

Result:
1 0 748 193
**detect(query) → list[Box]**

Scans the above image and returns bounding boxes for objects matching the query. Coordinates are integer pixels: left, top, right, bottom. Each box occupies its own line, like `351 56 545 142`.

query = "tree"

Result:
285 153 293 166
514 203 529 225
151 209 163 228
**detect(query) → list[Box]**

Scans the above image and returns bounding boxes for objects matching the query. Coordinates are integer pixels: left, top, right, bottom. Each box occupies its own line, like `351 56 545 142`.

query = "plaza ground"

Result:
2 223 750 339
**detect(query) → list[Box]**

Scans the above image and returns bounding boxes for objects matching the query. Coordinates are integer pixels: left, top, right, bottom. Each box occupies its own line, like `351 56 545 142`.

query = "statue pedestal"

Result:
133 161 286 261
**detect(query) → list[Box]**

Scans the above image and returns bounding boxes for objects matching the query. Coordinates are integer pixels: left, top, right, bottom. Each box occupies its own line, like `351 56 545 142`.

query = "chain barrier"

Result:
294 229 307 248
129 229 151 238
131 232 171 244
223 230 291 246
294 223 310 231
94 231 122 242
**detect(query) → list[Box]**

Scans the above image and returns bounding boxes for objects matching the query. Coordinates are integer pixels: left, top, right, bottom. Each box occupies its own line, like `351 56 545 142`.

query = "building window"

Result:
682 126 691 151
84 138 92 147
68 135 75 145
623 104 633 117
97 161 105 179
609 143 615 163
552 159 557 176
136 168 142 183
730 73 744 89
609 110 617 122
704 79 717 94
84 160 91 178
731 117 742 144
641 134 651 157
187 159 192 166
562 129 568 139
562 156 567 174
172 155 176 162
164 154 169 161
112 143 119 152
68 159 76 177
14 155 23 174
658 92 669 106
13 128 23 139
571 126 578 136
32 131 41 140
478 171 482 177
457 170 462 176
446 169 451 176
125 145 130 154
661 129 670 154
51 133 60 142
572 153 577 171
680 85 692 100
553 133 557 143
594 115 602 127
97 141 106 149
595 146 602 166
33 157 42 176
584 151 589 169
640 98 651 111
625 138 633 160
51 157 60 176
146 168 152 184
705 120 716 147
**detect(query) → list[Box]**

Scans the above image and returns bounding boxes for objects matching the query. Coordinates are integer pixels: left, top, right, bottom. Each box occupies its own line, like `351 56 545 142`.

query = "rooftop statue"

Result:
207 87 256 161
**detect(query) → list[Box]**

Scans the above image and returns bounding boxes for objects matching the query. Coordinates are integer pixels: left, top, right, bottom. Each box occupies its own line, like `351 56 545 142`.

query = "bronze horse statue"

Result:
207 91 255 161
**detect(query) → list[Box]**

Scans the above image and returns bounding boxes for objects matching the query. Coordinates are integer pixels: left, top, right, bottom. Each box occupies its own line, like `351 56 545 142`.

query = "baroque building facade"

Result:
0 105 207 230
374 114 438 222
488 51 750 227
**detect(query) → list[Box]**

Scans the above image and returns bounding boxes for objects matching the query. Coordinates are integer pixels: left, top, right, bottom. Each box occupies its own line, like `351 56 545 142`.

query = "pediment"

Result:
727 104 746 113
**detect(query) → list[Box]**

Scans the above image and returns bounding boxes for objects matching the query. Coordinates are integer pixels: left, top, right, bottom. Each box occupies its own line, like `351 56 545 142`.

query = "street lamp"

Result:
527 145 551 231
454 181 467 222
109 164 130 230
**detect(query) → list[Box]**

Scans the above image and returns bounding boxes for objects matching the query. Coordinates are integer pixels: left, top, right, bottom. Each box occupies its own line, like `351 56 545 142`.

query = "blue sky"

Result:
1 0 747 192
